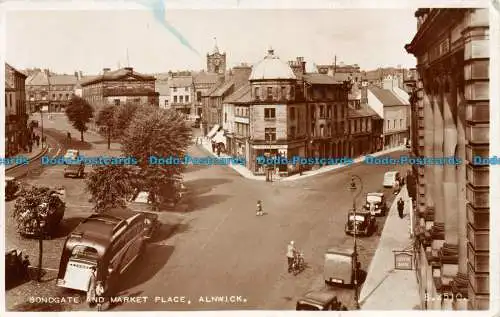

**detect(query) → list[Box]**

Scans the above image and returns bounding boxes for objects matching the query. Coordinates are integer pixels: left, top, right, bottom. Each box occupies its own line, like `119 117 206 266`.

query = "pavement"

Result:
358 185 421 310
196 136 406 182
6 116 411 311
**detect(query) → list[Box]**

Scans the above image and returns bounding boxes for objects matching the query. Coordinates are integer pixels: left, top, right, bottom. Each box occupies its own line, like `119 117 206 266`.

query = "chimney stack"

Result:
103 68 111 74
124 67 133 73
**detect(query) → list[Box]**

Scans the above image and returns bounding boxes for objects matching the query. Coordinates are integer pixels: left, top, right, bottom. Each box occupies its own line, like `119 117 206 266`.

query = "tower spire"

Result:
213 37 219 54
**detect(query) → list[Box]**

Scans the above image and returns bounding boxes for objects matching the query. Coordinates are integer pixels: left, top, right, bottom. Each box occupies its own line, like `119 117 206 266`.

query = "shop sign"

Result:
393 251 414 270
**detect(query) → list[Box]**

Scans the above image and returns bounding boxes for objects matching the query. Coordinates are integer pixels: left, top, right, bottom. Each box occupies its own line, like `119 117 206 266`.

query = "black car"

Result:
296 290 342 310
5 249 30 289
345 210 377 236
5 176 19 201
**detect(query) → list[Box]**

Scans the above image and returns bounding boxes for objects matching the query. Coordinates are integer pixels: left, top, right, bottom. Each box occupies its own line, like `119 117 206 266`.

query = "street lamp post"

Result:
349 175 363 309
37 218 46 282
265 132 272 182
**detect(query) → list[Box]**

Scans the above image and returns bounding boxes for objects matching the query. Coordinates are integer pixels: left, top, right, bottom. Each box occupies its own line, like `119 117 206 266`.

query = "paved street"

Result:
6 115 409 311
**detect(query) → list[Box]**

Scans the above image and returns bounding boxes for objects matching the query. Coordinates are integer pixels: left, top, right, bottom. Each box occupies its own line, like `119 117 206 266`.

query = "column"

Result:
455 65 468 275
432 77 445 226
443 72 458 244
422 85 434 212
463 8 490 309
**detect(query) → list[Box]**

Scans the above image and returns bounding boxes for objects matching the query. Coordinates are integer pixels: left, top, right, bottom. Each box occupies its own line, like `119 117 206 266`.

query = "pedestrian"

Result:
256 200 263 216
394 178 400 194
22 255 30 280
67 132 71 141
211 141 216 152
286 241 296 273
397 197 405 219
36 135 40 147
87 267 97 308
216 145 221 157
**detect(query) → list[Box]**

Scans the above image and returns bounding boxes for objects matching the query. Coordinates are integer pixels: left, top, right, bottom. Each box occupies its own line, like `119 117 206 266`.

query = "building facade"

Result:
193 71 220 118
405 8 490 310
207 42 226 75
81 67 158 108
368 86 410 149
169 75 193 115
26 70 78 113
5 63 28 157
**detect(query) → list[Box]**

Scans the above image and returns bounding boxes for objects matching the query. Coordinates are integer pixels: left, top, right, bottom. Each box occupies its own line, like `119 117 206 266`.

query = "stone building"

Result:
169 75 193 115
81 67 158 108
206 40 226 75
26 70 78 113
5 63 28 157
405 8 490 310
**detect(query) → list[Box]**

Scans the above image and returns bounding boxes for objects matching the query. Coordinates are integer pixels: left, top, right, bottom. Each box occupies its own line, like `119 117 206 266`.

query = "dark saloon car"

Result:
296 290 342 310
344 210 377 236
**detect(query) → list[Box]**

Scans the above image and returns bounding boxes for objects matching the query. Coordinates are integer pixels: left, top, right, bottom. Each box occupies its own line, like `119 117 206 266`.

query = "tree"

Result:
96 105 116 149
12 185 65 281
85 165 137 212
121 107 191 209
65 95 94 142
114 102 139 140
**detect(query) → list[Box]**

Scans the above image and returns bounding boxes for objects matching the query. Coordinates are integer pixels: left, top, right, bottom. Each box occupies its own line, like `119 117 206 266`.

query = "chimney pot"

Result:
103 68 111 73
124 67 133 72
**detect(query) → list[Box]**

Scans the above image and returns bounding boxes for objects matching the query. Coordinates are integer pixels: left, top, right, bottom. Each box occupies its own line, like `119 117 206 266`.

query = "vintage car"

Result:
344 210 376 236
363 192 387 216
5 176 20 201
63 149 84 178
296 290 342 310
128 182 187 212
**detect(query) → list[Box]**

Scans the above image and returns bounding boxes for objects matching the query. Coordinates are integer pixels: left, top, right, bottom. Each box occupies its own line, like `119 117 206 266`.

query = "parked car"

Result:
5 249 30 289
344 210 376 236
383 171 400 188
128 182 187 212
363 192 387 216
296 290 342 310
63 149 84 178
5 176 20 201
191 118 200 128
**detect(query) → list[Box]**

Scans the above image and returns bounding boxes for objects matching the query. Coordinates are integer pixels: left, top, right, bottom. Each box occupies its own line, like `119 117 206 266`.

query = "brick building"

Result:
5 63 28 157
405 8 490 310
26 70 77 113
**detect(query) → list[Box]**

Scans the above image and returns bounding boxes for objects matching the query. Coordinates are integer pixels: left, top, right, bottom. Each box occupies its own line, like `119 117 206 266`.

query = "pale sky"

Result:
6 8 418 75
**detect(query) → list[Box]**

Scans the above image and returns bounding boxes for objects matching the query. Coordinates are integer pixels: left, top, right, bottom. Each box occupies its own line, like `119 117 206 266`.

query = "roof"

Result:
193 71 219 85
369 86 407 106
298 290 337 306
26 71 50 86
303 73 342 85
80 68 156 86
75 75 98 88
224 83 251 103
170 76 193 88
5 63 27 79
347 105 379 118
210 80 234 97
155 81 170 96
50 74 78 86
249 49 296 81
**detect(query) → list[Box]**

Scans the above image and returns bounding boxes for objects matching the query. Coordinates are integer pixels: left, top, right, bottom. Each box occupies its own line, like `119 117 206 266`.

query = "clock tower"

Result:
207 37 226 74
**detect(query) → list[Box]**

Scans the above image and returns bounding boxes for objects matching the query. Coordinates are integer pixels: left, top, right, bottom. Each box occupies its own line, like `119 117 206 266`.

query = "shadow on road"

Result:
187 194 230 211
184 163 210 174
115 244 175 292
148 222 190 244
51 216 86 239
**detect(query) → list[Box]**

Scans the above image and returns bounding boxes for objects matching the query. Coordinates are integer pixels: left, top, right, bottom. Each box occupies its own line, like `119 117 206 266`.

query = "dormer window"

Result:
267 87 273 100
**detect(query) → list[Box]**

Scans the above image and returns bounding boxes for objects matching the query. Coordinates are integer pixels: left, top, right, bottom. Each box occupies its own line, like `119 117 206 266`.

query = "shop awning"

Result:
212 130 226 146
206 124 220 138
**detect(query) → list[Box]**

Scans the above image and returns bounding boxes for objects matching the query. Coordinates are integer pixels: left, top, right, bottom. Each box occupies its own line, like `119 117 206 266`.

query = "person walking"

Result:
87 267 98 308
256 200 263 216
286 241 297 273
397 197 405 219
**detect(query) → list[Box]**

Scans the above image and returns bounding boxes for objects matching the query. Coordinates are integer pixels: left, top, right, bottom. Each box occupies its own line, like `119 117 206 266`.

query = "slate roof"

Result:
303 73 343 85
347 104 380 118
26 71 50 86
80 68 156 86
369 86 407 106
193 71 219 85
224 83 251 104
50 74 78 86
170 76 193 88
210 80 234 97
155 81 170 96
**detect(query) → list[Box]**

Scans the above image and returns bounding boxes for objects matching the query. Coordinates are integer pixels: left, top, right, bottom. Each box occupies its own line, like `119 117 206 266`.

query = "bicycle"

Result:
291 251 305 275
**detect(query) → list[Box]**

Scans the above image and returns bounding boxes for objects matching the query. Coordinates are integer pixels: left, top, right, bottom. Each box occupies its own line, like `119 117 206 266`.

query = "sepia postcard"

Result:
1 0 498 314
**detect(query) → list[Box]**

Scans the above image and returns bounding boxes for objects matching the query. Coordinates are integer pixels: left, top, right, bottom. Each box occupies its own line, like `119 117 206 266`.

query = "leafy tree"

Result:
96 105 116 149
65 95 94 142
114 102 140 140
121 107 191 209
85 165 137 212
12 185 65 238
